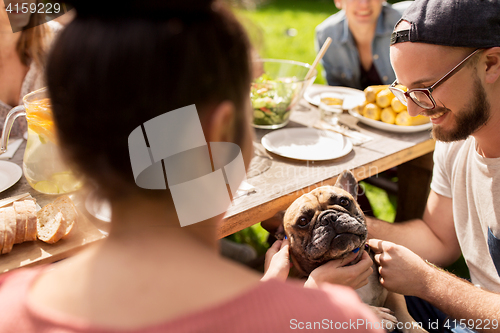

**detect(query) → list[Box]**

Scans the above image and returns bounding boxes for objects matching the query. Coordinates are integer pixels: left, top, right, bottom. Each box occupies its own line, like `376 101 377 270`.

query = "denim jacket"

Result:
315 2 411 89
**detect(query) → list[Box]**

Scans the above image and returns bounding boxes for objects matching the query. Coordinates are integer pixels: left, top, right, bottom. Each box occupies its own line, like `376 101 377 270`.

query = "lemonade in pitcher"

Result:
1 88 82 194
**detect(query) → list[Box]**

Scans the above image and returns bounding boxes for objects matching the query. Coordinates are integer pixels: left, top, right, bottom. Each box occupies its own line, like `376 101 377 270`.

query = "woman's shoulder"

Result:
315 10 346 42
0 267 46 330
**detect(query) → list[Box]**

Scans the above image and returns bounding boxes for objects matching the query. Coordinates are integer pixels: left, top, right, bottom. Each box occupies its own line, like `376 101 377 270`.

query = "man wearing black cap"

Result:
367 0 500 332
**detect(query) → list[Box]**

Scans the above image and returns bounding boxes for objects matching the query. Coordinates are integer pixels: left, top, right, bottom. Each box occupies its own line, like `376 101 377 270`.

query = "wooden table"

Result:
218 100 435 238
0 99 435 271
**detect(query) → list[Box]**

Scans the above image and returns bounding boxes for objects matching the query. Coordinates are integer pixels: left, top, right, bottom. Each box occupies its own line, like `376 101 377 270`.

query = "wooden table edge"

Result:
218 138 435 238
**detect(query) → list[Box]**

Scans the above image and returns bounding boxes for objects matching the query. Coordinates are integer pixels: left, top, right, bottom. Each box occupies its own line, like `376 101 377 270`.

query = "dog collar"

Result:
347 244 369 266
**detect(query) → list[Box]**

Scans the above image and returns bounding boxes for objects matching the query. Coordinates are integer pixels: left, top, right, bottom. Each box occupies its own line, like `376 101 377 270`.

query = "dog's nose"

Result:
317 210 339 226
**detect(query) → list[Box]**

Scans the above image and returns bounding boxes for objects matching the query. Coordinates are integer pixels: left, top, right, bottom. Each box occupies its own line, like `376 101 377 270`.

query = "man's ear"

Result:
204 101 235 143
334 170 358 200
483 47 500 84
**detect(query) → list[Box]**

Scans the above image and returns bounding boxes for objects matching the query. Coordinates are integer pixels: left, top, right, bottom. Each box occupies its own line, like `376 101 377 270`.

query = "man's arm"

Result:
369 239 500 332
367 190 461 267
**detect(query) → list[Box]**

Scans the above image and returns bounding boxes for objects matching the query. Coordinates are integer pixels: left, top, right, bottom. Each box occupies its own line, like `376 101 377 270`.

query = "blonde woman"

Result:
0 0 60 138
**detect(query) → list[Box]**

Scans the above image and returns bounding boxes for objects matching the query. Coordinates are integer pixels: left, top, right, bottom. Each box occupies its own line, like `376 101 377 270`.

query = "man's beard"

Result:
432 77 490 142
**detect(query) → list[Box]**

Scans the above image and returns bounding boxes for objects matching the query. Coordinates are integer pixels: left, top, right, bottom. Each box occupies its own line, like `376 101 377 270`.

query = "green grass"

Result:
236 0 337 85
225 223 270 257
360 181 397 222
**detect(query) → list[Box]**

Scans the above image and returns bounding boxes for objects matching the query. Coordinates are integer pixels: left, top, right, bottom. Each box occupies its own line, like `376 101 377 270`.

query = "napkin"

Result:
0 138 23 160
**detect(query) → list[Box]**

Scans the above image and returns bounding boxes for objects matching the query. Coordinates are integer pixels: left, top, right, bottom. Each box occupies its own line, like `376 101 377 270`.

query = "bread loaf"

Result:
37 204 66 244
13 201 27 244
37 196 78 244
24 200 38 241
53 195 78 239
2 207 16 254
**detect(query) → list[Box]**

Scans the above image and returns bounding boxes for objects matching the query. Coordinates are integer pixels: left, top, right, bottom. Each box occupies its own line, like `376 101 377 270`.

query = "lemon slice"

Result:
51 172 82 193
34 180 59 194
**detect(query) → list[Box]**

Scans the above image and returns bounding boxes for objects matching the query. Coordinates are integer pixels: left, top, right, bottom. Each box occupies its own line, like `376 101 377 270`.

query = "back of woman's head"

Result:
46 0 252 199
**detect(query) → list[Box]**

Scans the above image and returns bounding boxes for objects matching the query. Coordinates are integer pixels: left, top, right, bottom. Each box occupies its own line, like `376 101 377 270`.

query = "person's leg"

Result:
405 296 477 333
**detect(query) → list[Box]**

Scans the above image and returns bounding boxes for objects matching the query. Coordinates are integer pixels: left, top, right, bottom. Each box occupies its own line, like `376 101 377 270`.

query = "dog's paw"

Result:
369 306 398 332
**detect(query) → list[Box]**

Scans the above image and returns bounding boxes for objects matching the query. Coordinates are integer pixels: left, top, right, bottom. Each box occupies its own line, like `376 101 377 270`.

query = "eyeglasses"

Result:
389 49 481 110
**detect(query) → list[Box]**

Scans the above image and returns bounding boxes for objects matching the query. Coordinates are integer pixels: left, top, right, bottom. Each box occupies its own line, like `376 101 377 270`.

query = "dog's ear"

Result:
334 170 358 200
261 211 286 240
275 224 285 240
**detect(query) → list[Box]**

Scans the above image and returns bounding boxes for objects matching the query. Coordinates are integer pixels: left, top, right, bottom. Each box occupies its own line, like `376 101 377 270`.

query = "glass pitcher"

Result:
0 87 82 194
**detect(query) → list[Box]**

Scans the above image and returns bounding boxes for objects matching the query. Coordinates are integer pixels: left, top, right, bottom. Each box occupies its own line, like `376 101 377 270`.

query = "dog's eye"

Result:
297 216 309 227
339 198 350 207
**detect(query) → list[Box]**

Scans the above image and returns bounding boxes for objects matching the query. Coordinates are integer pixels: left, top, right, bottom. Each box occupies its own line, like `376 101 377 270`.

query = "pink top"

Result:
0 267 384 333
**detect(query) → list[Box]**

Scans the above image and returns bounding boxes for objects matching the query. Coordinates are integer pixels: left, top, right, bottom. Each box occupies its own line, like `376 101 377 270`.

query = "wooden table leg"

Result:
395 152 434 222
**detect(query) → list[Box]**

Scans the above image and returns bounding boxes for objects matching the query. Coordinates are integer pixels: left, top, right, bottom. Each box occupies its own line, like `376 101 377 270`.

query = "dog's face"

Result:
283 171 367 276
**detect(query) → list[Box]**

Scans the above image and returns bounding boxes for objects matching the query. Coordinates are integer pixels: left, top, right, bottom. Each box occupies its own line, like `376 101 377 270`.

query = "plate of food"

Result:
348 85 432 133
304 84 365 110
261 128 353 161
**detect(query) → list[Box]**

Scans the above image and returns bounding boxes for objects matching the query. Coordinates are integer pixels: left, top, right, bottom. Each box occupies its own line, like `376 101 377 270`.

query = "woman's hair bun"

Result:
64 0 215 19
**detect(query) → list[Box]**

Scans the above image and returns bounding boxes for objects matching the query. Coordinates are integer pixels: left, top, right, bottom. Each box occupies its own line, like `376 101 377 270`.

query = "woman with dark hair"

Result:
0 1 383 331
0 0 60 137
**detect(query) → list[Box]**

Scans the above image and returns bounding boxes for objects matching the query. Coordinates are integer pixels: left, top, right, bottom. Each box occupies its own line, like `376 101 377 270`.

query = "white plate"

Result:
348 109 432 133
262 128 353 161
304 84 365 110
0 161 22 193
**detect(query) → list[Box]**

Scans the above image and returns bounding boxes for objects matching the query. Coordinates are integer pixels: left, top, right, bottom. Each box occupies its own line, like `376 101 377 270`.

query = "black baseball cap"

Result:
391 0 500 48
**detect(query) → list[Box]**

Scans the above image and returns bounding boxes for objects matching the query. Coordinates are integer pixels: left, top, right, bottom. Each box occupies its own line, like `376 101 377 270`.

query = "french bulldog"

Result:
281 170 387 305
279 170 426 333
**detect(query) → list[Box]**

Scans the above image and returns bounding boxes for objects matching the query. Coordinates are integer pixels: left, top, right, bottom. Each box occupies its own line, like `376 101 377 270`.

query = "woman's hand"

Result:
261 238 291 282
304 250 373 289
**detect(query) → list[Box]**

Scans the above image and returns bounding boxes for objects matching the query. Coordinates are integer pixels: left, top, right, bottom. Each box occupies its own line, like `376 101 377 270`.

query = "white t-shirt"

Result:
431 137 500 292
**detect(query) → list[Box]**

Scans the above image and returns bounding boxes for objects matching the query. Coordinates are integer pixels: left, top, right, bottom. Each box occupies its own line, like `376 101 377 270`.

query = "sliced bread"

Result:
53 195 78 239
13 201 27 244
24 200 38 241
2 207 16 254
36 204 65 244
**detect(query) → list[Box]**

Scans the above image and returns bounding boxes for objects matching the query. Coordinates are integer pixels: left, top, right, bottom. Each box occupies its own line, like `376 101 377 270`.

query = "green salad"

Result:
251 73 299 127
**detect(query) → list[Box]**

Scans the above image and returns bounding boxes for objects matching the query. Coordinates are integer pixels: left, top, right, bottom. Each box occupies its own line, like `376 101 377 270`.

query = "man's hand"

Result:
368 239 434 296
304 250 373 289
262 238 291 281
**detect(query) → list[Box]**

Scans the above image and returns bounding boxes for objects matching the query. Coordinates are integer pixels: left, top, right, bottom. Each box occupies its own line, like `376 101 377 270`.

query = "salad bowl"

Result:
251 59 316 129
